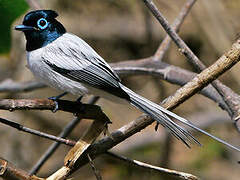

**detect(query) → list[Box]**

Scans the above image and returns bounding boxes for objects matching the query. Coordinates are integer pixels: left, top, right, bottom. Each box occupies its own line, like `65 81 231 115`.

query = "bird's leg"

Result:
48 92 68 112
155 122 159 131
76 95 83 103
75 95 85 113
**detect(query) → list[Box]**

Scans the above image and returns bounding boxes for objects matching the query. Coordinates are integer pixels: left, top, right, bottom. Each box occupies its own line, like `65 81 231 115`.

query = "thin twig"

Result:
0 79 45 93
0 117 76 146
154 0 197 61
29 96 99 175
106 151 199 180
0 158 42 180
0 114 203 180
142 0 240 130
29 118 81 175
61 38 240 176
143 0 205 71
87 154 102 180
0 107 228 180
112 60 229 113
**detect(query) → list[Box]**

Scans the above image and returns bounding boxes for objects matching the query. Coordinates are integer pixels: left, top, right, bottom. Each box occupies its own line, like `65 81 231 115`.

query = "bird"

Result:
15 10 240 151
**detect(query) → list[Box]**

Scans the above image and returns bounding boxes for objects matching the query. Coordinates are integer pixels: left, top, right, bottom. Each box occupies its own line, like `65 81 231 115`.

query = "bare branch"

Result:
0 158 42 180
87 154 102 180
0 79 45 93
0 108 227 180
2 38 240 177
142 0 240 130
0 99 110 124
106 152 199 180
112 60 229 112
62 38 240 176
1 114 203 180
0 117 76 146
154 0 197 61
142 0 205 71
29 96 99 175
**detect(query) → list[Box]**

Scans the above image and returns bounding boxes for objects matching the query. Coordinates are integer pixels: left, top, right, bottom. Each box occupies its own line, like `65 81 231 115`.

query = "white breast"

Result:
27 46 89 96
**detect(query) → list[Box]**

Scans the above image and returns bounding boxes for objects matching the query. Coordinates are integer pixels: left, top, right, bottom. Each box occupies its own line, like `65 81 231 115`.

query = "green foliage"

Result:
190 140 227 170
0 0 29 54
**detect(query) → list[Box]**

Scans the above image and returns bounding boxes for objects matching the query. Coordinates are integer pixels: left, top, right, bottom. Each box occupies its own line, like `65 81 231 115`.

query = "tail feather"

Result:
120 84 240 152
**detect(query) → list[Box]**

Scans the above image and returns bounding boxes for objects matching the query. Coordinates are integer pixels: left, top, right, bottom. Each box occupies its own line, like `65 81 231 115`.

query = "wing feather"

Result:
42 33 130 100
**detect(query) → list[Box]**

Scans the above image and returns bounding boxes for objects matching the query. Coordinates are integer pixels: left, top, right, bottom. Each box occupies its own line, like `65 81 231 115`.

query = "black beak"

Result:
15 25 37 31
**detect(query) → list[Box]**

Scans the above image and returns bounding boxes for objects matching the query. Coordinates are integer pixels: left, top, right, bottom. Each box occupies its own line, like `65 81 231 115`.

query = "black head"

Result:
15 10 66 51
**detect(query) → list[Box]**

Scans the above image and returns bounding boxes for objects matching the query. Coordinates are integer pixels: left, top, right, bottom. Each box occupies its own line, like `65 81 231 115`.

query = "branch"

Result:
0 79 45 93
106 152 199 180
0 99 110 123
1 117 201 180
63 38 240 176
142 0 240 129
112 59 229 112
2 38 240 178
0 117 76 146
0 158 42 180
87 154 102 180
29 96 99 175
143 0 205 71
153 0 197 61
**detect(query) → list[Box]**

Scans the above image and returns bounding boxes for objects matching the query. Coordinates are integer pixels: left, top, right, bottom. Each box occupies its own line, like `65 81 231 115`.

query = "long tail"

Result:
120 84 240 151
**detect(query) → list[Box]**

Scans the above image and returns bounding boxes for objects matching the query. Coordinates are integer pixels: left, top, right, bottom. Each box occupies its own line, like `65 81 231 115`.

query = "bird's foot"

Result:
103 121 112 137
155 122 159 131
48 92 68 113
76 95 83 103
73 96 85 115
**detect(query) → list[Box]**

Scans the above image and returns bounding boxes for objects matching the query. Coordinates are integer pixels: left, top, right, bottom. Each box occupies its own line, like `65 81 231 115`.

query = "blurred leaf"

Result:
0 0 29 54
190 140 226 170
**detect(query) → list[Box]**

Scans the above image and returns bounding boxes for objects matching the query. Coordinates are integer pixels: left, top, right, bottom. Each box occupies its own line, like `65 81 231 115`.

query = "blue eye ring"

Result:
37 18 48 30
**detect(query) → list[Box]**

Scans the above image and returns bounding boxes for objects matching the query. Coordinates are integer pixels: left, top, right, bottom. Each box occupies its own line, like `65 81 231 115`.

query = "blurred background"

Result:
1 0 240 179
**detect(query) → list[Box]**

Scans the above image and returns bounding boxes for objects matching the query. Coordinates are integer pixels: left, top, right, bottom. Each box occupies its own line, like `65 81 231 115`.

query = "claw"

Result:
48 92 68 101
51 101 59 113
48 92 68 113
76 96 85 113
76 95 83 103
155 122 159 131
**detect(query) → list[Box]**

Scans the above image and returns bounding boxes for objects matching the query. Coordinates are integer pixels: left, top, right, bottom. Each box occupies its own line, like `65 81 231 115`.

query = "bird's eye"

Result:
37 18 48 30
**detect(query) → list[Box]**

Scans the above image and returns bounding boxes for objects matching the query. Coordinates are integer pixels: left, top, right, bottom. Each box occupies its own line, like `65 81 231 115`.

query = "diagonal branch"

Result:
0 116 200 180
2 39 240 178
106 152 199 180
153 0 197 61
0 79 45 93
57 38 240 176
0 158 42 180
143 0 206 71
0 117 76 146
29 96 99 175
142 0 240 130
112 59 229 112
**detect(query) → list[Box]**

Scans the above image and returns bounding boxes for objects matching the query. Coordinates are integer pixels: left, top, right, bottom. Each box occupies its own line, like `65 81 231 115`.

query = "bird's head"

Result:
15 10 66 51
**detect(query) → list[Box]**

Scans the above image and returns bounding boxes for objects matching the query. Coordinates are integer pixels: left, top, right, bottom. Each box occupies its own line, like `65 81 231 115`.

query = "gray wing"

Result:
42 33 130 100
